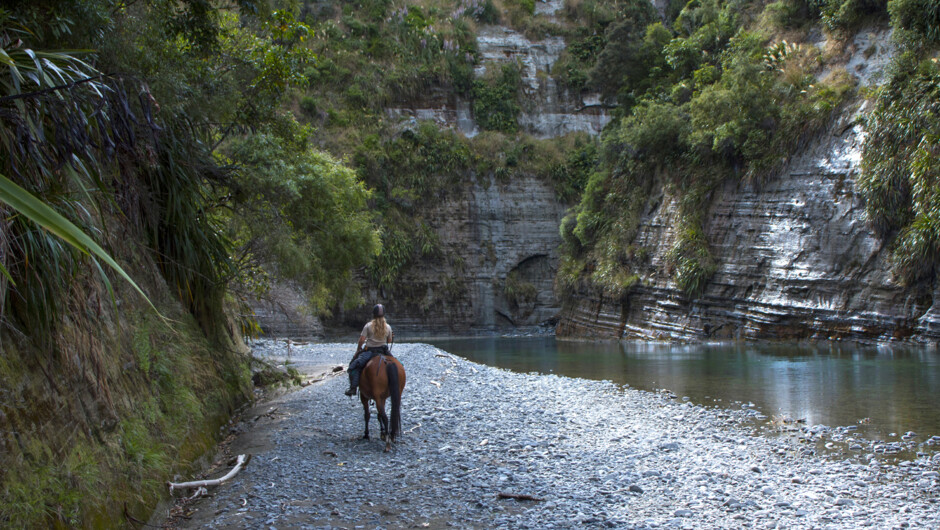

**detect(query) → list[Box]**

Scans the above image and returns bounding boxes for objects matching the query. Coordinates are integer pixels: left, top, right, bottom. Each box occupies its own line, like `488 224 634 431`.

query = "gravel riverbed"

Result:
171 341 940 529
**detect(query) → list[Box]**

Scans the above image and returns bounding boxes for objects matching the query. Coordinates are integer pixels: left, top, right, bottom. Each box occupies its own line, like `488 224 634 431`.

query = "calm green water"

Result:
424 336 940 441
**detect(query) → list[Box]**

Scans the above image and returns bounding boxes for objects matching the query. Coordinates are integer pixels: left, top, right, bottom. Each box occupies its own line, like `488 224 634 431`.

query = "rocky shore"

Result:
167 341 940 529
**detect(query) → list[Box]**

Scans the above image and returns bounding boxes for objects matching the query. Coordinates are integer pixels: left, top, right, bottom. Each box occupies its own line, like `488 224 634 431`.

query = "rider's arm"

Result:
387 329 394 345
353 335 365 360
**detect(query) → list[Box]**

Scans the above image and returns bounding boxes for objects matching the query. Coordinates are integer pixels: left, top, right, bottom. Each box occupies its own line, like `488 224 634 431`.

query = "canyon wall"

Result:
557 107 940 343
304 7 940 343
388 0 611 139
556 24 940 344
251 281 326 339
331 173 568 335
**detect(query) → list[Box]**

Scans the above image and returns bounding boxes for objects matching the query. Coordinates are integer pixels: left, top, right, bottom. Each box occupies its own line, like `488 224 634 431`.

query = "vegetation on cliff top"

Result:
558 0 863 299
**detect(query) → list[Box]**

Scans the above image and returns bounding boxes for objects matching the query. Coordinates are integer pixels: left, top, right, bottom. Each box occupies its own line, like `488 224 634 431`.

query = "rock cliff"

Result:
388 1 611 139
557 107 940 343
250 281 326 339
317 8 937 344
335 173 567 334
324 8 595 335
474 25 612 138
555 22 940 344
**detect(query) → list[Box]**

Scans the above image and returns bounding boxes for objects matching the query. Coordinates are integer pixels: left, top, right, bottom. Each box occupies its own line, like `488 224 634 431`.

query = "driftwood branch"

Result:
168 454 251 493
498 492 544 501
405 422 422 434
185 487 208 501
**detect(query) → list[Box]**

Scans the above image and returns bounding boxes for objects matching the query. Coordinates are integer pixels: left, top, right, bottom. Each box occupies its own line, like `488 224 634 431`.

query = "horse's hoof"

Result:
384 445 391 453
362 434 369 440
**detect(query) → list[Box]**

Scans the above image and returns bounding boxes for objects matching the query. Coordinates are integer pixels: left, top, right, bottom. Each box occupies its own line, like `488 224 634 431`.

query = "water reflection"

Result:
423 336 940 440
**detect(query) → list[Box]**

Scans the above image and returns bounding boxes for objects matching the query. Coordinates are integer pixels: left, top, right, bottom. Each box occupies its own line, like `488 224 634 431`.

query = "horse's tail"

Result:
386 360 402 441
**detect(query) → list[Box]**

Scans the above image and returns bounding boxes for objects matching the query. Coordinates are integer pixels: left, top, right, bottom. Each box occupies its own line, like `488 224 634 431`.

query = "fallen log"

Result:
168 454 251 494
497 492 543 501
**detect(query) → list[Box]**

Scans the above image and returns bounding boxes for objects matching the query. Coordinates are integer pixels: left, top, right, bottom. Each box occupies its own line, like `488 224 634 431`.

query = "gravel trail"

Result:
173 341 940 529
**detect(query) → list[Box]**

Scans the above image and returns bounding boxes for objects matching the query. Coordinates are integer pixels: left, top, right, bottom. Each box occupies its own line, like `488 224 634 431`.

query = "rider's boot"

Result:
344 369 360 396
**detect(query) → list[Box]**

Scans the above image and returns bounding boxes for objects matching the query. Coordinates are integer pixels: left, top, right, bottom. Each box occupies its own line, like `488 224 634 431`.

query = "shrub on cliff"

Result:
472 62 523 133
816 0 887 33
860 56 940 285
588 1 660 106
889 0 940 45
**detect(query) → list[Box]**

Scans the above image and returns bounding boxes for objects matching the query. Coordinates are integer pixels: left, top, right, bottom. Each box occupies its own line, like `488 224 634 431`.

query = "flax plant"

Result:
0 13 162 334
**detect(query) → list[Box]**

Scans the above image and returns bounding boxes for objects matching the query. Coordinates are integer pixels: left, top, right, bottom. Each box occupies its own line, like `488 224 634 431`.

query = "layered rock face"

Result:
386 89 479 137
388 2 611 139
474 25 612 138
343 8 591 334
249 282 325 340
327 11 936 342
336 174 567 334
557 110 940 343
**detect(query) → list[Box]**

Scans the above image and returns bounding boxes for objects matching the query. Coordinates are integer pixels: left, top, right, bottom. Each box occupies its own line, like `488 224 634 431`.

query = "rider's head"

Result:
372 304 385 318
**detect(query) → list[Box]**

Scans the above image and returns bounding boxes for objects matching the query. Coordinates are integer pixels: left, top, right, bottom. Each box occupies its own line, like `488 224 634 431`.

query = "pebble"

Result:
172 341 940 530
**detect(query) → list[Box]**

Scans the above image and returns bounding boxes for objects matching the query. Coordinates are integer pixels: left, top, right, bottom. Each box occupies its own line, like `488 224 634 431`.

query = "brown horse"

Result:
359 354 406 452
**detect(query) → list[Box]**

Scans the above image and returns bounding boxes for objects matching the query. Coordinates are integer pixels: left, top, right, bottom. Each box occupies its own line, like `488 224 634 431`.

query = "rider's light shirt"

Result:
361 321 393 349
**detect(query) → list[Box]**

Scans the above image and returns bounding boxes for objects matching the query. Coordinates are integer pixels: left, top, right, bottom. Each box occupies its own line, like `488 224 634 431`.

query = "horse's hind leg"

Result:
376 397 389 441
361 397 371 440
376 397 392 452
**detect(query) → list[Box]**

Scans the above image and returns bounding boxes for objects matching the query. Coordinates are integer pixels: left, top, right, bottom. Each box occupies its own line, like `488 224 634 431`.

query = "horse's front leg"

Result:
361 397 371 440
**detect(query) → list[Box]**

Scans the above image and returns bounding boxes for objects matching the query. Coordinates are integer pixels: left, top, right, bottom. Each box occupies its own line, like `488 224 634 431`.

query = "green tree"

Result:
224 128 381 313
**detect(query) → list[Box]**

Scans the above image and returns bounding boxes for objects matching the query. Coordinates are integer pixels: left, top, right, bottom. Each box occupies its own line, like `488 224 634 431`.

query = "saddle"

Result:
368 351 395 377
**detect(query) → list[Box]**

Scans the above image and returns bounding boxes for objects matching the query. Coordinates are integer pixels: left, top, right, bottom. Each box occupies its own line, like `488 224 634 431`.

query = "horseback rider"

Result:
345 304 394 396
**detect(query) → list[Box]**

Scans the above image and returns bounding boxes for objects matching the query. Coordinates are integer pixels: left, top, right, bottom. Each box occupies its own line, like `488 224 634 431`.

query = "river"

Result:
422 336 940 444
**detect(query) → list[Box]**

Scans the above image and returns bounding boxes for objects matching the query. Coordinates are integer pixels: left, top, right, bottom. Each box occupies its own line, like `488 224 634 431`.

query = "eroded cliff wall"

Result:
334 173 567 334
313 5 937 343
388 0 611 139
557 107 940 343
